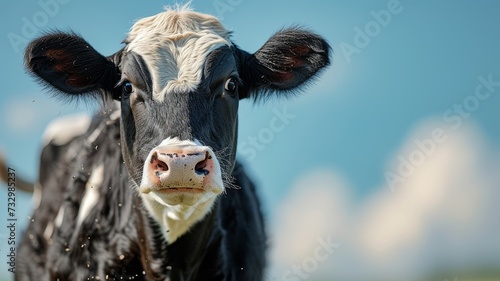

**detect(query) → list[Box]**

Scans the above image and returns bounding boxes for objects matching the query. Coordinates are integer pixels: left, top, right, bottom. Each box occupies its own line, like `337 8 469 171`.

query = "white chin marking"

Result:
139 137 224 243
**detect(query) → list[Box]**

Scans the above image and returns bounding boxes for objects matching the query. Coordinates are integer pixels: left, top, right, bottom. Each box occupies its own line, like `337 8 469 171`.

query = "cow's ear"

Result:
24 32 120 99
237 27 331 100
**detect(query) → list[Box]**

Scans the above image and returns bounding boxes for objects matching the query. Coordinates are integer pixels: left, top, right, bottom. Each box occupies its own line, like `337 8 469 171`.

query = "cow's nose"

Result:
144 146 215 191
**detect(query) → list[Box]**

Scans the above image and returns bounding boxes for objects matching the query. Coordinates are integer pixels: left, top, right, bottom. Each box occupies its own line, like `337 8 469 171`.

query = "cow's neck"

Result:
135 197 223 279
165 202 223 279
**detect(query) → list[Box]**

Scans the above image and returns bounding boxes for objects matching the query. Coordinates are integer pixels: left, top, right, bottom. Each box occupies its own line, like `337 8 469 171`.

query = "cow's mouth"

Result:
157 187 204 193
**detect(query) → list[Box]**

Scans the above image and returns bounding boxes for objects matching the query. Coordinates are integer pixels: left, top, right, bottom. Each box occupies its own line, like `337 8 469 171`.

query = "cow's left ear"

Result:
236 27 331 100
24 32 120 99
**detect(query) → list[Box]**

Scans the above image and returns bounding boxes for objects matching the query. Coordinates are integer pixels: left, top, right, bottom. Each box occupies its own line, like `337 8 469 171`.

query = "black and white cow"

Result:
18 6 330 281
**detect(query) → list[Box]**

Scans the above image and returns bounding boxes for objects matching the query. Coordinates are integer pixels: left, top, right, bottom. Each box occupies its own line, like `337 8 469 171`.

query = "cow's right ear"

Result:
24 32 120 99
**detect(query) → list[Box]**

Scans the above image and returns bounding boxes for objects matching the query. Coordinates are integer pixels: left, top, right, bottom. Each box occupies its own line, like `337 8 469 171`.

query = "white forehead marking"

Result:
125 5 232 101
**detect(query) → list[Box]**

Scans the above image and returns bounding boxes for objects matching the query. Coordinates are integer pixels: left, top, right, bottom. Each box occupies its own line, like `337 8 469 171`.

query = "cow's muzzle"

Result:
140 138 223 199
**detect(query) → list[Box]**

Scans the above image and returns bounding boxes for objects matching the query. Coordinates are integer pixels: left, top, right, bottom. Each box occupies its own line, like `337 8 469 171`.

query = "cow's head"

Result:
25 7 330 242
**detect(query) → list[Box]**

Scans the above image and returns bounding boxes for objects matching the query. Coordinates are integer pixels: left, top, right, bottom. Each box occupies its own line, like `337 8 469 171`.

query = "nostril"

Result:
156 161 168 172
194 152 210 176
151 152 168 172
195 160 207 172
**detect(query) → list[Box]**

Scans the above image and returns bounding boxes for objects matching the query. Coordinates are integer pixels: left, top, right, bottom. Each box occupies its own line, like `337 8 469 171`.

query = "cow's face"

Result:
116 13 240 238
25 7 330 242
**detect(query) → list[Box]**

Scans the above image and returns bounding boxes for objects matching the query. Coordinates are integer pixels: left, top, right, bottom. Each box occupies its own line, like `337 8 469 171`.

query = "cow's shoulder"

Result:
19 107 149 280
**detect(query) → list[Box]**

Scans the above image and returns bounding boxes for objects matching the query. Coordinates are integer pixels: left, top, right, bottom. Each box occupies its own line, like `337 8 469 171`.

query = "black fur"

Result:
236 27 331 100
24 32 120 99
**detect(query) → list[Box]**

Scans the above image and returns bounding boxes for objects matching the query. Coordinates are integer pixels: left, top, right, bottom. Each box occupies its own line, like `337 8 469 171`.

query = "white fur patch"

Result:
42 114 91 146
54 205 65 228
76 164 104 227
32 182 42 209
43 221 54 241
125 6 232 101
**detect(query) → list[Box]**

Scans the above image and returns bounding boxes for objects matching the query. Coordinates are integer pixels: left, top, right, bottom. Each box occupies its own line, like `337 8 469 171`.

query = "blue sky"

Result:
1 1 500 280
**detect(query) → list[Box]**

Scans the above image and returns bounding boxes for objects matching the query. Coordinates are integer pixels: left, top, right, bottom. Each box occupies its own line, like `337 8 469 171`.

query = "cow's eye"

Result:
224 77 238 96
123 81 133 96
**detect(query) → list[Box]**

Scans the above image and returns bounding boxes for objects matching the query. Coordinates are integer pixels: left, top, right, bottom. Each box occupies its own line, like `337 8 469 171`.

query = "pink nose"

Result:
145 146 215 190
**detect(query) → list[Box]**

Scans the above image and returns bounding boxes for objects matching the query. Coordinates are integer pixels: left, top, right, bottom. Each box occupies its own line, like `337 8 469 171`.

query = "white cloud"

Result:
267 169 354 281
269 120 500 281
2 95 94 136
269 169 351 267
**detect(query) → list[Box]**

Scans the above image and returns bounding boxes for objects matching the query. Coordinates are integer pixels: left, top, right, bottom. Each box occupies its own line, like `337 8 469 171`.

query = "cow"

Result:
17 5 330 281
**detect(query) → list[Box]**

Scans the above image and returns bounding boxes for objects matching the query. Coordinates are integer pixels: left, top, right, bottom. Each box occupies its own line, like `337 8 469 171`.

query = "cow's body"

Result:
17 107 265 281
18 5 330 281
